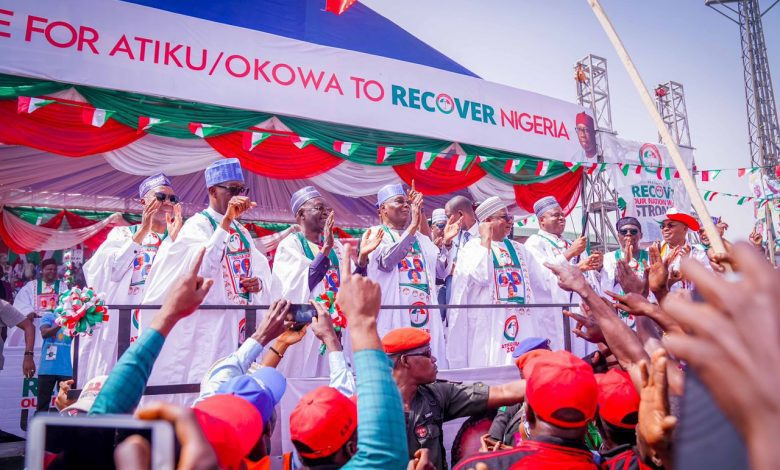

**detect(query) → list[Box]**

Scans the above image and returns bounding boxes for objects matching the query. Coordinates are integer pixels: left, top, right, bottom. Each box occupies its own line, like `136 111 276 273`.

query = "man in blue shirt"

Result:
37 310 72 412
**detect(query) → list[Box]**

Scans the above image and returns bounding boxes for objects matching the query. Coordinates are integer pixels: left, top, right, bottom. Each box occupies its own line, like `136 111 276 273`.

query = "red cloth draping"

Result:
0 99 143 157
514 168 583 216
393 158 487 195
62 211 116 250
206 132 343 179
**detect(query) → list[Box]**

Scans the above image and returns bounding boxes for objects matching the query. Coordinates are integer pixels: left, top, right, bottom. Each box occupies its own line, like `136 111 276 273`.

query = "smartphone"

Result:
290 303 317 325
26 415 175 470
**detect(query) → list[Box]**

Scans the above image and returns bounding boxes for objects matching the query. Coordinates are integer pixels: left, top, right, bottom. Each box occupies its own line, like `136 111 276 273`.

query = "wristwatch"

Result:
24 351 34 356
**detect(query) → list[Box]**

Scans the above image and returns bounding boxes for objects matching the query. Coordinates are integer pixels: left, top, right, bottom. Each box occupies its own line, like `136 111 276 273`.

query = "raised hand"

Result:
153 248 214 336
615 259 645 295
336 243 382 351
637 349 677 467
566 236 588 260
358 227 384 266
323 210 335 251
222 196 256 228
134 198 161 243
544 260 588 294
443 214 462 247
166 203 183 241
310 300 342 352
275 324 308 346
563 307 605 344
409 192 424 234
607 291 656 317
252 299 293 346
661 243 780 469
749 228 763 249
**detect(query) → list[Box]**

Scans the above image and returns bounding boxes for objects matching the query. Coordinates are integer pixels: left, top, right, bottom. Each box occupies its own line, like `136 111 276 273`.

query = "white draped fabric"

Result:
0 208 124 251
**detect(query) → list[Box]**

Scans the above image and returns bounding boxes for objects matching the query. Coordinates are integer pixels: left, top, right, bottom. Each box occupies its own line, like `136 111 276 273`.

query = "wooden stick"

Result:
586 0 730 261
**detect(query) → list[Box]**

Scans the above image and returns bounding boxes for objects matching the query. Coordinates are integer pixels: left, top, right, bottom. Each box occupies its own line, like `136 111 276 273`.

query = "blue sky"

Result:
363 0 780 239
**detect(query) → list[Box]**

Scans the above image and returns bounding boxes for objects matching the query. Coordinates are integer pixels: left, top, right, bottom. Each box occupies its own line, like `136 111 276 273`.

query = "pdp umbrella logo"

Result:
638 143 662 169
503 315 519 341
409 302 430 328
435 93 455 114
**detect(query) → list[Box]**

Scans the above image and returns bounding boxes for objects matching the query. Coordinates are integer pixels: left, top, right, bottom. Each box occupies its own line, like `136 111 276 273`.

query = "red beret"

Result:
595 369 640 429
382 328 431 354
663 208 700 232
525 350 597 429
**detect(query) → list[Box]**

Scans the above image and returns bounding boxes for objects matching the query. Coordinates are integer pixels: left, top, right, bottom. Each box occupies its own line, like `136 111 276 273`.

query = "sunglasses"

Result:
215 184 249 196
619 228 639 235
403 348 433 359
661 222 679 230
154 192 179 204
434 223 446 229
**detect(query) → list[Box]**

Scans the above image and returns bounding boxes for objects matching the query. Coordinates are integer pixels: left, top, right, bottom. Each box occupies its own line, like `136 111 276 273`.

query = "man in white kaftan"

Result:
367 184 449 367
447 197 556 368
78 173 181 385
658 208 712 293
524 196 602 356
141 158 272 405
272 186 381 377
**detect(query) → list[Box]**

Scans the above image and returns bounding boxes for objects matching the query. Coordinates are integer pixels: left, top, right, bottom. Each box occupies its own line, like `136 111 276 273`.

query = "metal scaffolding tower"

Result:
654 81 693 149
574 55 620 251
706 0 779 262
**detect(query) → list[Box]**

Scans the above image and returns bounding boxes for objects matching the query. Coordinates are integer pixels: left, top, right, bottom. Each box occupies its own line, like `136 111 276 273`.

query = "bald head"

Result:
445 195 477 231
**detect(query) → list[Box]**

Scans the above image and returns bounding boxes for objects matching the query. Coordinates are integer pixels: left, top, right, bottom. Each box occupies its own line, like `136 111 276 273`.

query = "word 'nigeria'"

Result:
391 85 571 140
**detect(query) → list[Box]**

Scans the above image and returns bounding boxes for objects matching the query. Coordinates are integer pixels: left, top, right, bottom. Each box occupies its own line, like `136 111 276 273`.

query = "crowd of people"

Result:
0 156 778 469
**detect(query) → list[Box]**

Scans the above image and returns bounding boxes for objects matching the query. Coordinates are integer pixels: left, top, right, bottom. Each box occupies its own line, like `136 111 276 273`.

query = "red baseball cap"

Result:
663 208 700 232
290 386 357 459
382 328 430 354
525 350 598 429
193 395 263 470
595 369 640 429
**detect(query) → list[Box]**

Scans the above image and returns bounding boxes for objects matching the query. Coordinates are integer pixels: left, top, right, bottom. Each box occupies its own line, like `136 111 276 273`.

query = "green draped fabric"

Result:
0 75 70 99
76 87 272 139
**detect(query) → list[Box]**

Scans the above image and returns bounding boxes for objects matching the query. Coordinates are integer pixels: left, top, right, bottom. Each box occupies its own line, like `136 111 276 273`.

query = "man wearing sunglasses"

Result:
447 197 555 368
600 217 649 329
79 173 182 386
657 208 710 292
383 327 526 470
141 158 273 405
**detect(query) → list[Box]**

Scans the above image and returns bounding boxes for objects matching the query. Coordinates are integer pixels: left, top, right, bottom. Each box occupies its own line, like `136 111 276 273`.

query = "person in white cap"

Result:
525 196 601 355
141 158 273 405
271 186 383 377
446 197 556 368
657 208 710 292
78 173 182 386
367 183 450 366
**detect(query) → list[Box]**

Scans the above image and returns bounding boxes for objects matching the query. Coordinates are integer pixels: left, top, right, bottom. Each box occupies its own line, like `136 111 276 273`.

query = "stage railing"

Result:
71 303 579 396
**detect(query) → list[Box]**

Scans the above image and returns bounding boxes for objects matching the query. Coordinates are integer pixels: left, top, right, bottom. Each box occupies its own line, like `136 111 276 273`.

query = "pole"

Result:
586 0 730 266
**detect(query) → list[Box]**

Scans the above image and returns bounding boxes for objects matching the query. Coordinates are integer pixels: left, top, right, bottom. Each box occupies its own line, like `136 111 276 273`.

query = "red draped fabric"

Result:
62 211 117 250
514 168 583 215
393 158 487 195
206 132 343 179
0 99 143 156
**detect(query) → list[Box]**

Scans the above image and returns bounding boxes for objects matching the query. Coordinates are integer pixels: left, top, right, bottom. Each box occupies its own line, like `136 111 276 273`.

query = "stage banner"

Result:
0 0 591 162
602 134 694 242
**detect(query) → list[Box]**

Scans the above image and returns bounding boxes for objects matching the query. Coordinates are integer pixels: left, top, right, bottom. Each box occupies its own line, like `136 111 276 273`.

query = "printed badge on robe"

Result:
224 228 254 304
398 243 431 329
492 246 527 304
130 231 165 290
